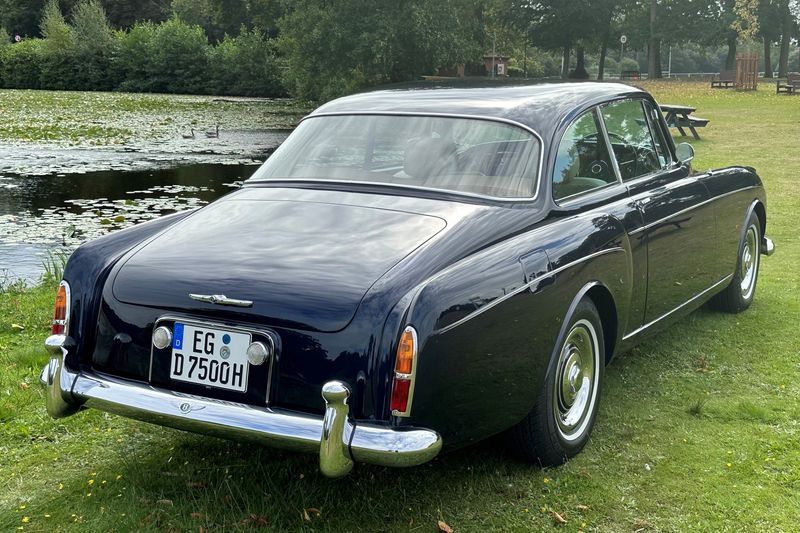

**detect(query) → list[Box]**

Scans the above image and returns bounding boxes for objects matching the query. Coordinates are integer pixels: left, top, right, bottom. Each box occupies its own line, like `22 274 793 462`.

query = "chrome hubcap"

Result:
740 225 758 299
553 320 598 441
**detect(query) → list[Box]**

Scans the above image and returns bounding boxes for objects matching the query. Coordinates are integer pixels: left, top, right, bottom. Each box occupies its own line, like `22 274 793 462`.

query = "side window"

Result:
601 100 662 181
552 109 617 201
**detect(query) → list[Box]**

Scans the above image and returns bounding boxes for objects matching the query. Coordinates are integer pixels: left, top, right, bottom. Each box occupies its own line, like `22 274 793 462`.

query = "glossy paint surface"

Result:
58 83 768 449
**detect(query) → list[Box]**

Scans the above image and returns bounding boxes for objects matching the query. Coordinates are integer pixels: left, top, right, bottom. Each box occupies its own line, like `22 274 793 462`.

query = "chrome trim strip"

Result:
41 342 442 478
55 280 71 335
595 106 624 185
149 315 278 405
436 247 625 334
250 111 545 203
628 186 759 236
189 294 254 307
391 326 418 418
622 274 734 341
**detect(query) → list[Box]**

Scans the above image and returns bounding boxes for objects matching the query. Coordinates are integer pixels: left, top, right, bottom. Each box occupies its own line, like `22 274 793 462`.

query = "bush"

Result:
0 39 43 88
620 57 640 73
149 17 209 93
207 27 284 96
115 21 158 92
0 11 286 97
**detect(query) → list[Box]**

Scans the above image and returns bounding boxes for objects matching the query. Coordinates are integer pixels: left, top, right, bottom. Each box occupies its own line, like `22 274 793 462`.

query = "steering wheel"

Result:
587 159 610 178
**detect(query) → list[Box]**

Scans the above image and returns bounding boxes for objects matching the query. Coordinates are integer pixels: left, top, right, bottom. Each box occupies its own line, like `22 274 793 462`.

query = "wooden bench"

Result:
620 70 640 80
711 70 735 88
670 115 710 130
776 74 800 94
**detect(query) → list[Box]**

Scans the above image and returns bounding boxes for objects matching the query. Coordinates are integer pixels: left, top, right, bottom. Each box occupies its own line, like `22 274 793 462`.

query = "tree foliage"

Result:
278 0 484 101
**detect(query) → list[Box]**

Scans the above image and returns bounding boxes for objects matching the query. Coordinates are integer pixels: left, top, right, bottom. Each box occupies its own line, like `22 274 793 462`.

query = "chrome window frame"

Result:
247 111 545 203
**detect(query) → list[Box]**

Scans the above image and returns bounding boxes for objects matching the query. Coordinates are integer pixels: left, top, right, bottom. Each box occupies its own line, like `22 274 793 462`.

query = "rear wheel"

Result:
510 298 604 466
710 212 761 313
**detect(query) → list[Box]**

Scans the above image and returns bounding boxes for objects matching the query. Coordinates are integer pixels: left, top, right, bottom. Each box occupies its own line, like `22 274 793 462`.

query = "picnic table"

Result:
660 104 709 140
776 74 800 94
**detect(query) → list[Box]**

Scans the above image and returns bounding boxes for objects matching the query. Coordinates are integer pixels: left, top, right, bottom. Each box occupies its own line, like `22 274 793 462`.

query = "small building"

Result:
483 54 510 77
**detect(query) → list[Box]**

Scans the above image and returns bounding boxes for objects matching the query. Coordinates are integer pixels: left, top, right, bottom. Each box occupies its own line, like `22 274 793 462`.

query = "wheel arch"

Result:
752 200 766 235
552 281 617 370
585 284 618 365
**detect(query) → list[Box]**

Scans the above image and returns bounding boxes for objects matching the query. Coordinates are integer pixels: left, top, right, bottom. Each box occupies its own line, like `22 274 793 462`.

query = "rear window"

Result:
248 115 540 199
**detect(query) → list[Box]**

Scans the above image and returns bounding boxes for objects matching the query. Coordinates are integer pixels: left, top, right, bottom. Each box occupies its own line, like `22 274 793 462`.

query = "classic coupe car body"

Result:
43 83 774 477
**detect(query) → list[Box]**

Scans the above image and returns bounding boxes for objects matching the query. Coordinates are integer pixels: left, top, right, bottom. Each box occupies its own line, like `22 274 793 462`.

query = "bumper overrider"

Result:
41 335 442 478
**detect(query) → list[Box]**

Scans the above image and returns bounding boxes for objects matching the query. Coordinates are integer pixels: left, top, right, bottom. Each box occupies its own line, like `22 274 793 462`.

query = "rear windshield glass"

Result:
248 115 540 199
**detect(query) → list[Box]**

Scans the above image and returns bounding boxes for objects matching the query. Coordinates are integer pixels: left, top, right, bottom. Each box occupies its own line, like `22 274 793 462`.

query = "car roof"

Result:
310 81 650 142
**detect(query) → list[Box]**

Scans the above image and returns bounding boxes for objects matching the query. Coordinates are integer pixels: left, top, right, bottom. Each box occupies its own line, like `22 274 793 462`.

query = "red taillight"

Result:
390 378 411 413
390 326 417 416
51 281 70 335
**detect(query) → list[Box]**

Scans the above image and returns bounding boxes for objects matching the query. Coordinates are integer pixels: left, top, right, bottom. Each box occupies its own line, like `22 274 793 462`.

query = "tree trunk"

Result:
725 33 737 70
598 12 612 80
778 14 790 77
654 40 662 78
647 0 658 79
561 44 570 79
569 47 589 79
763 36 772 78
598 41 608 80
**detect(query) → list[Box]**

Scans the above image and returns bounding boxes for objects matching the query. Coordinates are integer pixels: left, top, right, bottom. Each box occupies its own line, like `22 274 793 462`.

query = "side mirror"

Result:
676 142 695 164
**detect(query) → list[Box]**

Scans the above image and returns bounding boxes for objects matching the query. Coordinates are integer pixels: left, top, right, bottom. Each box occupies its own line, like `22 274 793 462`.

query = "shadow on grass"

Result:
39 427 541 531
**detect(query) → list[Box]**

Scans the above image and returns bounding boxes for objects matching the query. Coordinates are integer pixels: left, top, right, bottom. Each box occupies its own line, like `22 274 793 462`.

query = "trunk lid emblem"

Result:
189 294 253 308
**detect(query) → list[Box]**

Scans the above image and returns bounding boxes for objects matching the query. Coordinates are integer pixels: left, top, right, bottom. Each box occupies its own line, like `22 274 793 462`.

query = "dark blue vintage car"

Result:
43 83 774 477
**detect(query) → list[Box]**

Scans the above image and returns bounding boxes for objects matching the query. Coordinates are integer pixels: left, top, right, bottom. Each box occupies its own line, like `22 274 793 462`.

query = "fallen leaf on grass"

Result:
11 323 25 331
437 520 454 532
633 518 651 531
156 499 173 506
19 382 30 390
551 511 567 525
240 514 269 527
302 508 321 521
186 481 207 489
576 504 589 511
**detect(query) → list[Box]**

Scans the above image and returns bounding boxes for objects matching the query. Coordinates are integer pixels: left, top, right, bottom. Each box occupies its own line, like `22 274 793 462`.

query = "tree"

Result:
759 0 783 77
70 0 116 88
40 0 72 47
100 0 169 28
0 0 47 37
279 0 484 101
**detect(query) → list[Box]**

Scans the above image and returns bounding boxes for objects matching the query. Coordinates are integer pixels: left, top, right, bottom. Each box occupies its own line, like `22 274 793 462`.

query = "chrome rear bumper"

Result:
42 335 442 478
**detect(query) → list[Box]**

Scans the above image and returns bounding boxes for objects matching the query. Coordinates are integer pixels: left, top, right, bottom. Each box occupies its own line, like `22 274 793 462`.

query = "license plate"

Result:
170 322 250 392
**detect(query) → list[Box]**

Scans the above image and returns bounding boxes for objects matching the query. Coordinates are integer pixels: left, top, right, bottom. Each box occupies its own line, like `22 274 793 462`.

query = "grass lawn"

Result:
1 81 798 532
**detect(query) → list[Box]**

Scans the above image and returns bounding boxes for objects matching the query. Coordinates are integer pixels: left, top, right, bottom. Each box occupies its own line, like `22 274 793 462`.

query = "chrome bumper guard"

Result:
41 335 442 478
761 236 775 256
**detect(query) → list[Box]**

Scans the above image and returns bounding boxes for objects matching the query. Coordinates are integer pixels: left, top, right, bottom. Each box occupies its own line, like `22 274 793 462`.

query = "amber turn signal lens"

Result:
51 282 69 335
394 327 416 374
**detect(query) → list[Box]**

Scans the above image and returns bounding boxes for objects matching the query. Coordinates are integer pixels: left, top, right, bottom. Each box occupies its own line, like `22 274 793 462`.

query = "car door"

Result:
600 98 716 328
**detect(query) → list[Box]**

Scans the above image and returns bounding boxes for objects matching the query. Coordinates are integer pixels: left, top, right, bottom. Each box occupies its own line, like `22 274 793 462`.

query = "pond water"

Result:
0 163 261 285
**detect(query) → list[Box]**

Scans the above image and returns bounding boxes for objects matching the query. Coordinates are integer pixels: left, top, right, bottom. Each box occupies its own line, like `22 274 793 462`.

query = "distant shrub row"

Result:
0 13 285 97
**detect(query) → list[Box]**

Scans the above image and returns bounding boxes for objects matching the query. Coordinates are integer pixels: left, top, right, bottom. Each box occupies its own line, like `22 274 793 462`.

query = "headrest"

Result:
403 138 457 179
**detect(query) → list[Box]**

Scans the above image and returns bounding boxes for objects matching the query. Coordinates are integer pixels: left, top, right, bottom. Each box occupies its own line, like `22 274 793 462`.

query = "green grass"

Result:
1 80 799 532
